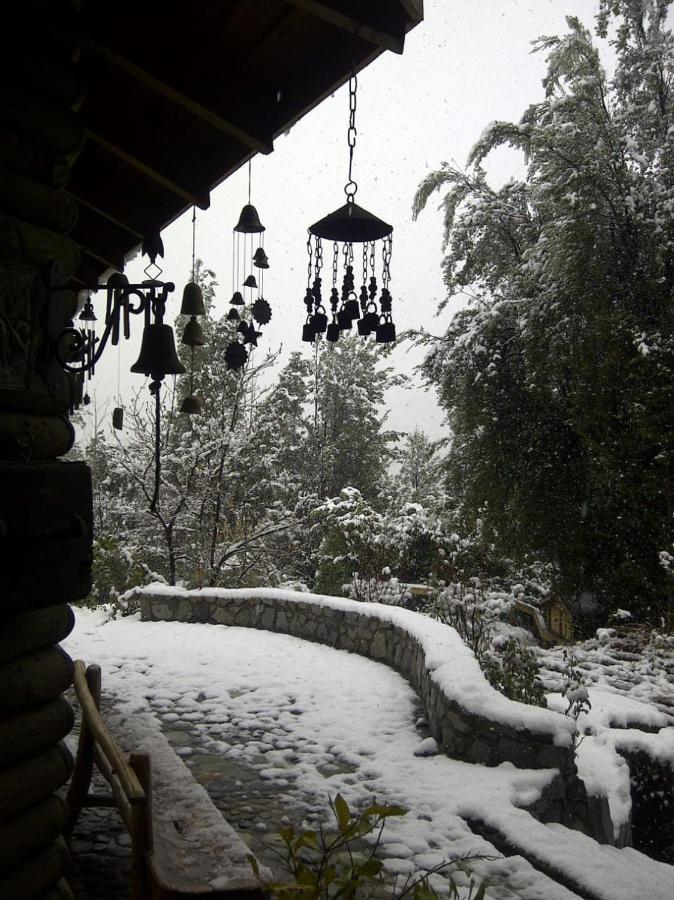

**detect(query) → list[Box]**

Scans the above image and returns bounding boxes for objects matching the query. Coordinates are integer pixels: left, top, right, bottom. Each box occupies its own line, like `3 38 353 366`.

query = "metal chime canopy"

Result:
309 201 392 243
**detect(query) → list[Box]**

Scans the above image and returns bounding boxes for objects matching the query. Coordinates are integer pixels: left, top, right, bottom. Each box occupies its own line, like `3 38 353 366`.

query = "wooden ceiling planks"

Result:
65 0 423 284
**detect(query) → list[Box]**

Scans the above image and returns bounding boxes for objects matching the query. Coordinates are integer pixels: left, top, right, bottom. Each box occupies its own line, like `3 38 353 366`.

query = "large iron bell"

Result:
180 395 202 415
131 324 186 378
180 282 205 316
234 204 265 234
182 316 206 347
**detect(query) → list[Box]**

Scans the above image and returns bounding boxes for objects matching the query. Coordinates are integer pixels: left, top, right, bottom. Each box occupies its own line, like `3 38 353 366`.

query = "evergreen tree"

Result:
414 2 674 618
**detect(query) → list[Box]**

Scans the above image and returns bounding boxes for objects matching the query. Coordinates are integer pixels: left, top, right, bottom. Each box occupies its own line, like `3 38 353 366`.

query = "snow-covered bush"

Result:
84 534 167 612
482 638 547 708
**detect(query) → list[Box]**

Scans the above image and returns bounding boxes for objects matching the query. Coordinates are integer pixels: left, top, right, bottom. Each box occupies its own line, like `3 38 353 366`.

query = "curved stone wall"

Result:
132 586 582 803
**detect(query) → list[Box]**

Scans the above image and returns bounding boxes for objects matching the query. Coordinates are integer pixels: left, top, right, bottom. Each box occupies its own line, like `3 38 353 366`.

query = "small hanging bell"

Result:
345 298 360 320
326 322 340 342
112 407 124 430
310 310 328 334
234 204 265 234
180 282 205 316
252 247 269 269
357 317 372 337
230 291 245 306
302 318 317 342
363 309 380 332
180 395 202 415
181 316 206 347
336 308 352 331
131 324 186 378
227 307 241 322
376 318 396 344
243 274 258 289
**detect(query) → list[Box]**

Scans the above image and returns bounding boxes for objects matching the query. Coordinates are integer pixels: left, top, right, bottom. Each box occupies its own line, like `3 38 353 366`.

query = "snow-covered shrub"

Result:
560 649 592 751
313 488 389 597
84 534 166 612
425 581 510 664
482 638 547 708
344 573 410 605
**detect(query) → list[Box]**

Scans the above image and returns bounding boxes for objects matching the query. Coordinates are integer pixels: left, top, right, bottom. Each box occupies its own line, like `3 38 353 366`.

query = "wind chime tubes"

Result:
302 66 396 345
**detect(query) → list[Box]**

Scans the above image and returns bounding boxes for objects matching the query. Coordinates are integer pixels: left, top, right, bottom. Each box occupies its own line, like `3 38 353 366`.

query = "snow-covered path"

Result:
63 610 674 900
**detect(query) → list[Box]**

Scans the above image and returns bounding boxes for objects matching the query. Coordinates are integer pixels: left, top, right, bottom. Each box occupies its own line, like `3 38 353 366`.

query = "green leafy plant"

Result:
249 794 489 900
482 638 548 708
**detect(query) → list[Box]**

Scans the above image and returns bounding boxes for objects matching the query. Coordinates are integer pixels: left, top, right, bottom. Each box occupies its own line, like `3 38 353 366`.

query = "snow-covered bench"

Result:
66 660 266 899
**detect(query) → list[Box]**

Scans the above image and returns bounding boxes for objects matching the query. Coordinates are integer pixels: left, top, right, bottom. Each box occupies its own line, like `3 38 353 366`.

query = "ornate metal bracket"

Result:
51 278 175 378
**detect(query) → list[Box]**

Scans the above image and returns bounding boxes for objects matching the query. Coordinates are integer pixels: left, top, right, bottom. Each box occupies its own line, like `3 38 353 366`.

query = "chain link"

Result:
345 69 358 201
314 237 323 281
382 234 392 288
332 242 339 287
306 234 313 288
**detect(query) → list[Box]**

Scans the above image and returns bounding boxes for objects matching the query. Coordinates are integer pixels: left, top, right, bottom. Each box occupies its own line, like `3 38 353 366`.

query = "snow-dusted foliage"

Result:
413 2 674 619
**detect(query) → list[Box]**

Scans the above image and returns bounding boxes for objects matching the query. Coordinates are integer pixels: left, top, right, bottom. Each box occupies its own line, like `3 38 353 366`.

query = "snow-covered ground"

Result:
63 608 674 900
538 628 674 844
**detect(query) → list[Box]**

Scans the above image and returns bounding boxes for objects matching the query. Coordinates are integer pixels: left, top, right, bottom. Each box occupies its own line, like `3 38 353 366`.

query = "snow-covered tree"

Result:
414 3 674 618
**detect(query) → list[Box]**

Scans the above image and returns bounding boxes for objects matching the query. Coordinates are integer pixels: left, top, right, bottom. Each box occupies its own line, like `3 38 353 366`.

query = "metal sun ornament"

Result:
225 161 272 371
302 67 395 345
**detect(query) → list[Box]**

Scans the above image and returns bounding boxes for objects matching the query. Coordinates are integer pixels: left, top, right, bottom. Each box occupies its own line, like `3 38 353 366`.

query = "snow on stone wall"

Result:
128 585 580 789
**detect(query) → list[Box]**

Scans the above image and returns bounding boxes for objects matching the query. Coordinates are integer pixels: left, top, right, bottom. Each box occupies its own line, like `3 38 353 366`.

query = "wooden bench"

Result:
66 660 266 900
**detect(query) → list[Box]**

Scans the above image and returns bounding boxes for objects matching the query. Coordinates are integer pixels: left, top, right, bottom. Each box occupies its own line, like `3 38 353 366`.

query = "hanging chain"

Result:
306 234 313 288
382 234 392 289
191 207 196 282
314 237 323 281
332 241 339 287
344 68 358 202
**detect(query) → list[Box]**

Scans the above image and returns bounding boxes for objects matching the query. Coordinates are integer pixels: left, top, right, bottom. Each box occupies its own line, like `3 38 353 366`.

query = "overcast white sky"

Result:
88 0 604 441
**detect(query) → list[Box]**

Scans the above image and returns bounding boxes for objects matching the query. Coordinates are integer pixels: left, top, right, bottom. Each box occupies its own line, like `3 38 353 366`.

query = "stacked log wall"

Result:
0 3 93 896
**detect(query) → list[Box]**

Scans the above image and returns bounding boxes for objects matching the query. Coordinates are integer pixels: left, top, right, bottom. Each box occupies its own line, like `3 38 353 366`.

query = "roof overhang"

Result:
59 0 423 284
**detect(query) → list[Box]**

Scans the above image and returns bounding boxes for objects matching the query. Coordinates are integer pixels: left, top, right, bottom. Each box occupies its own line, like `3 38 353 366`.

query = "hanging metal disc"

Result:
309 201 392 243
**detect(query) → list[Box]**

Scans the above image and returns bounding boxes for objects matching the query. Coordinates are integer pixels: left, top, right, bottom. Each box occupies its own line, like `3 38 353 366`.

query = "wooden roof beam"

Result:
78 244 124 274
282 0 405 54
67 191 144 239
86 40 274 156
86 130 210 210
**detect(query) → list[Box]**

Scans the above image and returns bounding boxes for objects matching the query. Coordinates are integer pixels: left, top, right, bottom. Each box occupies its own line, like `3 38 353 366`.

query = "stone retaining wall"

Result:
137 591 585 803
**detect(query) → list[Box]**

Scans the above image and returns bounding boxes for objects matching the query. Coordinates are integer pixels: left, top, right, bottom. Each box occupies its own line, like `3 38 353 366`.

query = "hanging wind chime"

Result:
302 65 396 345
179 208 207 413
225 161 272 371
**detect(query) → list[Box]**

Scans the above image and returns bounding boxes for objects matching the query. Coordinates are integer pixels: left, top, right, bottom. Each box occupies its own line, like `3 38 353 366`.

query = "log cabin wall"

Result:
0 3 92 896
